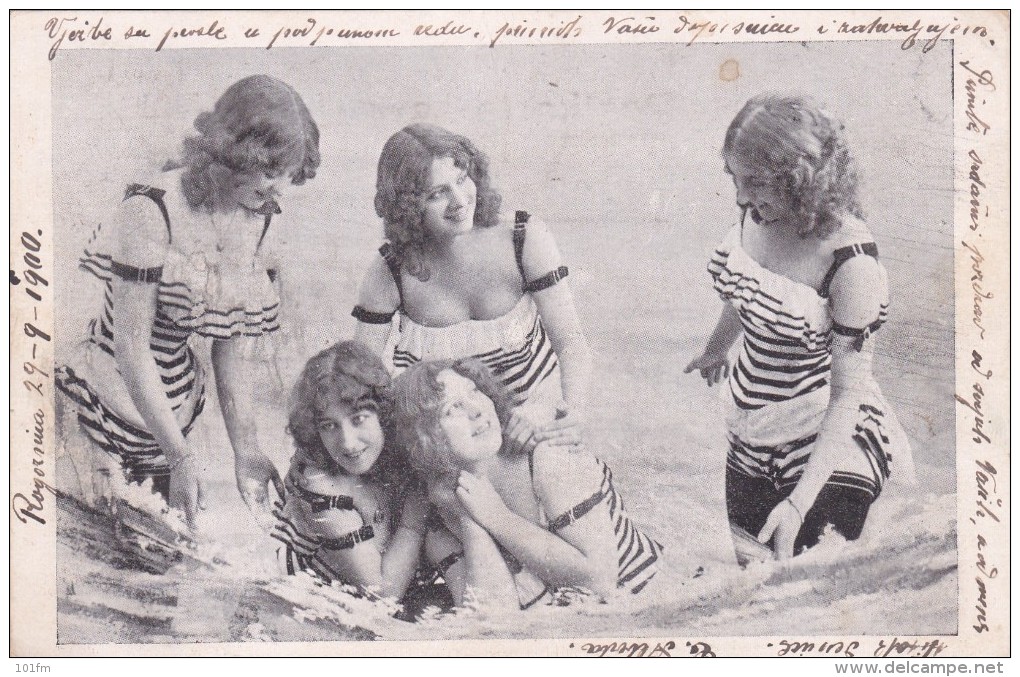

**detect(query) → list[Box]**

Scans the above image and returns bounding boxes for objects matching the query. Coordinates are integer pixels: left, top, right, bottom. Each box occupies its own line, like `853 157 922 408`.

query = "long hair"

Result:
179 75 321 213
374 124 502 280
723 93 864 238
388 358 514 485
287 341 409 489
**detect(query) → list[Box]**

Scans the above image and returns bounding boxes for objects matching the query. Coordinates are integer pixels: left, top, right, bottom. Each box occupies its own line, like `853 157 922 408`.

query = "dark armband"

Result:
831 317 885 352
352 305 396 324
524 266 569 293
110 260 163 284
321 525 375 551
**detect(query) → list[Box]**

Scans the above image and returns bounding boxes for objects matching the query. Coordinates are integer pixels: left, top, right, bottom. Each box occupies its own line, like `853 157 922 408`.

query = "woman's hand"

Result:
168 454 204 530
429 477 471 539
685 304 742 386
684 349 731 386
503 411 539 456
235 451 285 528
757 498 804 560
455 471 510 531
533 403 586 452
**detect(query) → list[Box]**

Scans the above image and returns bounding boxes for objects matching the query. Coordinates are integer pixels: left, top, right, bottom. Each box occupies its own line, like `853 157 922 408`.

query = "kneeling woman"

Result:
390 359 664 605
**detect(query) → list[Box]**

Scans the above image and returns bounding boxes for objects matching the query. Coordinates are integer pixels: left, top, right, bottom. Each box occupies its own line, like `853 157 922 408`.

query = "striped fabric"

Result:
596 461 665 595
56 182 282 491
392 294 560 408
540 457 663 595
708 238 889 412
709 223 894 494
80 249 282 340
271 500 347 583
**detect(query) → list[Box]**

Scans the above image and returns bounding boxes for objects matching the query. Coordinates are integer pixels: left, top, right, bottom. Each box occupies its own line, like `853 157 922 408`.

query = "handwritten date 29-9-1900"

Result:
11 229 55 527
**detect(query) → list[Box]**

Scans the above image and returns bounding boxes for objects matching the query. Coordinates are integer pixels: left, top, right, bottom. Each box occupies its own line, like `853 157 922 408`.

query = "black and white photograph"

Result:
9 9 1009 659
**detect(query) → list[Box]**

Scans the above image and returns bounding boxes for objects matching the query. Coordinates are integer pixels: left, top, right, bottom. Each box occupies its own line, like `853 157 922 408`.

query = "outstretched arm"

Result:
211 337 285 523
684 302 742 386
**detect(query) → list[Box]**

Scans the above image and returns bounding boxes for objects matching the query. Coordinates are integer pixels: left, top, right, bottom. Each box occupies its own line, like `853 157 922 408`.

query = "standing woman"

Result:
352 124 592 440
56 75 321 529
685 94 916 560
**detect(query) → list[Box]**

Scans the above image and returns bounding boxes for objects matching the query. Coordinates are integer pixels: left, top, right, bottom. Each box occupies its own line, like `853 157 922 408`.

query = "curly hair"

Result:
388 358 514 485
723 93 864 238
374 124 502 281
287 341 410 488
179 74 321 213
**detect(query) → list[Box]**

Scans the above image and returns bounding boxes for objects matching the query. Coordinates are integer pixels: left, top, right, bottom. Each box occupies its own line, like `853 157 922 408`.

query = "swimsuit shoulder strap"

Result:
124 183 172 244
512 210 530 282
379 242 404 306
819 242 879 299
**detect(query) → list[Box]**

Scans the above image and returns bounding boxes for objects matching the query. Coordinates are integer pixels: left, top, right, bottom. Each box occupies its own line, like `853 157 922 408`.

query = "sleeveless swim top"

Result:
353 211 567 409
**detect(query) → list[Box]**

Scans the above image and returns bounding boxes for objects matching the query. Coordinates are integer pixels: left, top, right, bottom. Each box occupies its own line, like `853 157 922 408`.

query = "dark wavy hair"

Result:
723 93 864 238
287 341 410 488
179 74 321 213
388 358 514 484
374 124 502 280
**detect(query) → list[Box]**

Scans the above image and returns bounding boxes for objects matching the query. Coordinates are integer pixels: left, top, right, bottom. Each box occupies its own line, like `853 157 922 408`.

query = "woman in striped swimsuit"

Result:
352 124 592 447
389 359 664 606
56 75 320 529
686 94 916 560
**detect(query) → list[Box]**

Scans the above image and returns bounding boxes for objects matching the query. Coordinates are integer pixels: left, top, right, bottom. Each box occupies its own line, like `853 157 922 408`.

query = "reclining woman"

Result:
389 358 664 608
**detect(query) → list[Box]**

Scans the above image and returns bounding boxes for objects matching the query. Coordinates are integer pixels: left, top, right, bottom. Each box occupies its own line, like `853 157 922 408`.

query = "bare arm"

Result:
684 302 742 386
426 484 519 609
456 449 618 597
311 507 423 600
759 255 887 558
111 198 200 524
352 256 399 362
211 337 285 519
523 221 593 415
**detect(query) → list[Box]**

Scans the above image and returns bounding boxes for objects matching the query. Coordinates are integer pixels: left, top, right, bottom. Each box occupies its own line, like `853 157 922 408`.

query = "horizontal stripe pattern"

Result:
726 398 893 496
80 250 281 339
709 242 889 411
55 364 205 483
394 305 558 408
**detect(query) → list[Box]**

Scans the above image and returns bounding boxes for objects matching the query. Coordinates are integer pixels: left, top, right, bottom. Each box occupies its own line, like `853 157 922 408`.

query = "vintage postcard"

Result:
9 9 1009 659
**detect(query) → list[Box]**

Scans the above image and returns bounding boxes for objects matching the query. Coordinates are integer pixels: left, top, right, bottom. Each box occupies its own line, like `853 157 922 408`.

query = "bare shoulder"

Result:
357 252 400 311
827 217 888 326
531 444 603 515
518 216 564 275
113 187 172 268
827 214 876 251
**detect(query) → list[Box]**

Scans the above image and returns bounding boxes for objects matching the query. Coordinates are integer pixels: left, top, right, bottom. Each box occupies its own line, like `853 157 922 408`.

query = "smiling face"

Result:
315 402 385 476
724 152 796 228
421 156 477 240
436 369 502 468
